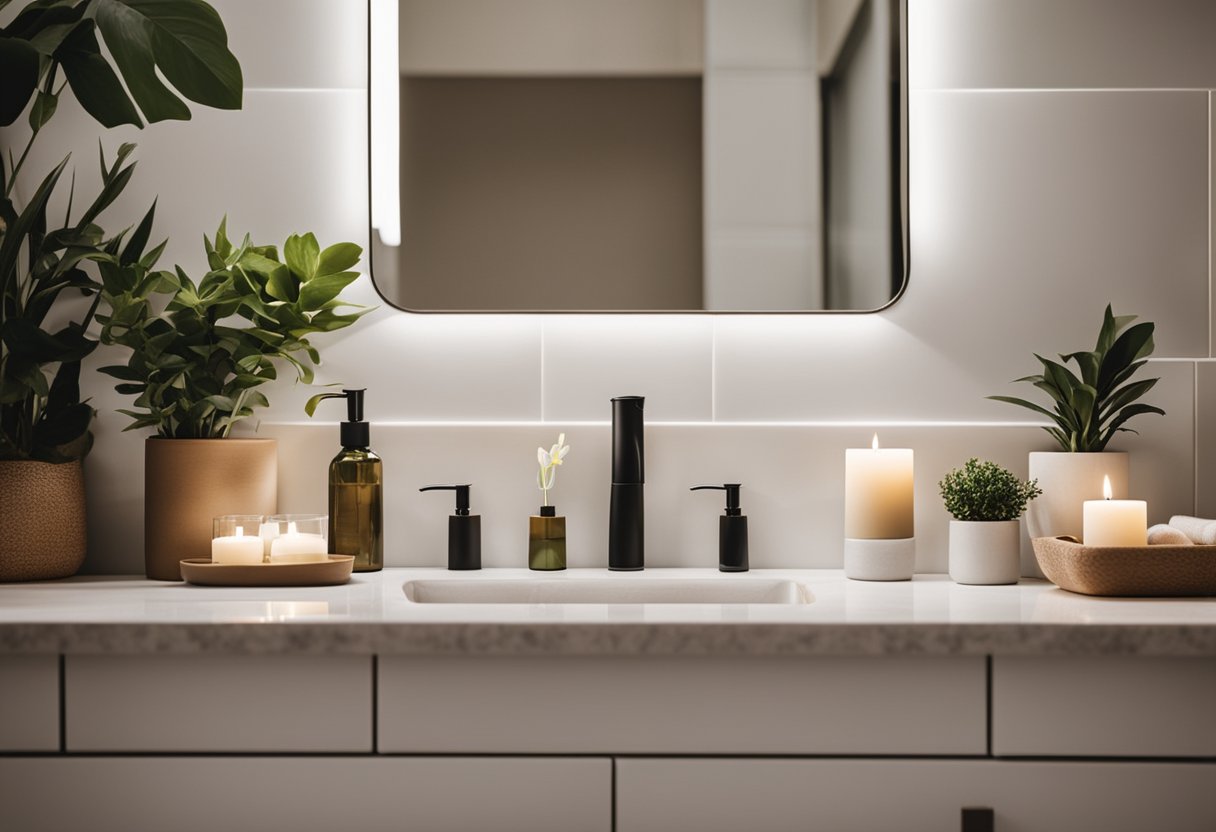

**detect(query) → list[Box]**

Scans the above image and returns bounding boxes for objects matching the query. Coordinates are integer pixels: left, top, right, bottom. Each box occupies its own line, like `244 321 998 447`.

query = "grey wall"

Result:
3 0 1215 575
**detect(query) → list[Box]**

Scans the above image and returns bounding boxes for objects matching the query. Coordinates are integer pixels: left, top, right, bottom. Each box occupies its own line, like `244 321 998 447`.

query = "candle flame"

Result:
872 433 879 451
1103 475 1112 500
235 525 244 537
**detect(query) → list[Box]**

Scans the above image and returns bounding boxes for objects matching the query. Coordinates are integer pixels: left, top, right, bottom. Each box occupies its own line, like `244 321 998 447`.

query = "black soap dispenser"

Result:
691 484 749 572
308 388 383 572
420 484 481 570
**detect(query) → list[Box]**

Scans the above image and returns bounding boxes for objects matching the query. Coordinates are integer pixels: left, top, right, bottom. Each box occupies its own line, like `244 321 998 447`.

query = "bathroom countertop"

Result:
0 569 1213 657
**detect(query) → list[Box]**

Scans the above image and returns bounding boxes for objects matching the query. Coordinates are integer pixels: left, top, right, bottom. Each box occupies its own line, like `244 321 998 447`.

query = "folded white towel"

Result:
1168 515 1216 544
1147 524 1194 545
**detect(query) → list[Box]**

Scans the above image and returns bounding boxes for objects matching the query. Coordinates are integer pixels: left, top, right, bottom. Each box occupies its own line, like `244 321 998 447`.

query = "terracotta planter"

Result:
145 438 277 581
0 459 87 581
1021 451 1129 578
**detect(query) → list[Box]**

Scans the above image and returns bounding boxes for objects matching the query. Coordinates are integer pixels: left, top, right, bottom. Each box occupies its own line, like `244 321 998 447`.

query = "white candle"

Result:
845 434 914 539
269 521 329 563
1083 475 1147 547
211 526 265 565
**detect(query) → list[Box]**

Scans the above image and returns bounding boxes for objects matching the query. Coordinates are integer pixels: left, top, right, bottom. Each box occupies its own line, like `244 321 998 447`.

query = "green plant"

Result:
99 219 368 438
939 458 1041 522
989 305 1164 452
1 0 242 461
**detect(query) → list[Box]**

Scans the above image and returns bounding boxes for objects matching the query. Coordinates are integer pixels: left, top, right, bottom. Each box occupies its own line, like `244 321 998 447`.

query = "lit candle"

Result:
211 526 264 565
269 521 329 563
1083 476 1147 547
845 434 914 539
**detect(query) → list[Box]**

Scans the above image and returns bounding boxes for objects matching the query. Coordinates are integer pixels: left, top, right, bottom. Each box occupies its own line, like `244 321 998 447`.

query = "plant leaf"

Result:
316 242 363 277
55 19 144 128
94 0 192 122
122 0 243 110
283 233 320 281
0 34 41 126
299 270 359 311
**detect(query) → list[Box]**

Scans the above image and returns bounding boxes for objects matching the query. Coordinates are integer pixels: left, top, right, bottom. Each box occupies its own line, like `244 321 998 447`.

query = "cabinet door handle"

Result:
961 807 994 832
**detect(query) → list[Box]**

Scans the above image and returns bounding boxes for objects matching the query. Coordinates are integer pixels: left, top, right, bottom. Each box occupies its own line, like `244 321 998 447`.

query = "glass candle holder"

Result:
265 514 329 563
212 515 267 564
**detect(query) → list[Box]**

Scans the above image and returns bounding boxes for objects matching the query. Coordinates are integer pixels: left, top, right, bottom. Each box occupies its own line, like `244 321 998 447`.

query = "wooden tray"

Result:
179 556 354 587
1032 536 1216 597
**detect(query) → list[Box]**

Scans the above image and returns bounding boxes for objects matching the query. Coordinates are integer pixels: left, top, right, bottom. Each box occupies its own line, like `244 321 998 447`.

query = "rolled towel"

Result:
1147 524 1194 545
1168 515 1216 545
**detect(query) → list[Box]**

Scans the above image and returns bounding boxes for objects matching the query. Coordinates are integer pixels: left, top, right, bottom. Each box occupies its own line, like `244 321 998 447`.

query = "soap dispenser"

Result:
420 485 481 570
307 389 383 572
691 484 749 572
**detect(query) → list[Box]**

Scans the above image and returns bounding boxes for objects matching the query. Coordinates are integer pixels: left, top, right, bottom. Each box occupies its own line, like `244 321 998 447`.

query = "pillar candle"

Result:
845 434 914 539
1083 476 1147 546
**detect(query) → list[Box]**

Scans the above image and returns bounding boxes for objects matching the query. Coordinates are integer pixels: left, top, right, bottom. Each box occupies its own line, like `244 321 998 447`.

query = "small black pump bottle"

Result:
691 484 749 572
609 396 645 571
420 484 481 570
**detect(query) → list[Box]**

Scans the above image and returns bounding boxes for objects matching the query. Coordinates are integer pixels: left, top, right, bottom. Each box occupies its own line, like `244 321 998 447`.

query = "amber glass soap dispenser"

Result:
309 389 383 571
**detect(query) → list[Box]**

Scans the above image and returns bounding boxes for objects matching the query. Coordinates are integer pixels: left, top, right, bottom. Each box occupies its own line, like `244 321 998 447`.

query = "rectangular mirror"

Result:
369 0 907 312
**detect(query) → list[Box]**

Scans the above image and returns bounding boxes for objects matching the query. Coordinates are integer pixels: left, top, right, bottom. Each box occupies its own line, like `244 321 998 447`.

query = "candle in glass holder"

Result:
1083 475 1147 547
211 525 264 565
269 520 328 563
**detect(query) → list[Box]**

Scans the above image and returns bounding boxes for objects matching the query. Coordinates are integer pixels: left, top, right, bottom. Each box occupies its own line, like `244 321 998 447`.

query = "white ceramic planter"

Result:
949 520 1020 585
1020 451 1129 578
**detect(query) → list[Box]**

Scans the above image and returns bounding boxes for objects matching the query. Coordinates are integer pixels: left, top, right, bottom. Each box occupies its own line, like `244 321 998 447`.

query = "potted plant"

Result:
0 0 240 580
99 220 367 579
989 305 1163 576
940 459 1041 585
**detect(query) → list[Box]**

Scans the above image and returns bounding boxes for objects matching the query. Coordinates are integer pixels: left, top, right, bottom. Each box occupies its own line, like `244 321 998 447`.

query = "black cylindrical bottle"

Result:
609 396 645 570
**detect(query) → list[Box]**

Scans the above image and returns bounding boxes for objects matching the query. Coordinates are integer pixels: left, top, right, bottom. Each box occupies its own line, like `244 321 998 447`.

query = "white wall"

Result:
4 0 1215 576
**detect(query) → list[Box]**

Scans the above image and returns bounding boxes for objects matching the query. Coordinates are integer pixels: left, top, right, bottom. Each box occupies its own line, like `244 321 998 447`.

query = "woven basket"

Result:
1032 536 1216 597
0 459 87 581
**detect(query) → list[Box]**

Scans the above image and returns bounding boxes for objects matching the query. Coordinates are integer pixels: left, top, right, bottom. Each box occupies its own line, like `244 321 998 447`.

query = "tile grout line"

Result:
539 324 546 422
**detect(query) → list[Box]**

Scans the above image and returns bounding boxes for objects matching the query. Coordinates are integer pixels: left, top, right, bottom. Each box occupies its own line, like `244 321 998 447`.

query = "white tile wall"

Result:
2 0 1213 573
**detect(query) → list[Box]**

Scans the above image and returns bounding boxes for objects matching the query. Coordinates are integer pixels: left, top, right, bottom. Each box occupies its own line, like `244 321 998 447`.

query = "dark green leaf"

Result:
94 0 192 122
28 88 59 131
0 35 40 126
298 270 358 311
56 20 143 128
123 0 243 110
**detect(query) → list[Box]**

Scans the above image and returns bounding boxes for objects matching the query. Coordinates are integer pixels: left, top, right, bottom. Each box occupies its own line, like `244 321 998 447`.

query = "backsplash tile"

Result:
215 0 368 90
1195 363 1216 518
541 317 714 422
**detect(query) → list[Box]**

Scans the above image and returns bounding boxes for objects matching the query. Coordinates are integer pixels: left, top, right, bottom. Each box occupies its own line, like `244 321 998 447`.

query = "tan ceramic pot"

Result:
145 438 277 581
0 459 87 581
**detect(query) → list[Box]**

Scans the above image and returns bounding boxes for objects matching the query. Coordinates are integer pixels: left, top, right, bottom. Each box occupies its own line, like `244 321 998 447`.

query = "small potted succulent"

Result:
989 305 1164 572
939 458 1041 585
99 220 367 579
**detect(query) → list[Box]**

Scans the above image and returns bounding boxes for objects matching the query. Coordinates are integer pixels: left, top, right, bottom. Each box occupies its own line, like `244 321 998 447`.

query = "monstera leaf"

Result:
0 0 242 128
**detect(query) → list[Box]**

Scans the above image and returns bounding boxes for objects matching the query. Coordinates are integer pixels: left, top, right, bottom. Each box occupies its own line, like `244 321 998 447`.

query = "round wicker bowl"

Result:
0 459 87 581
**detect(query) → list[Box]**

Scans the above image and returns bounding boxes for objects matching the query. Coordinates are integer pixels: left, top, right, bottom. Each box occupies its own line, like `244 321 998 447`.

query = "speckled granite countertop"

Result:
0 569 1213 656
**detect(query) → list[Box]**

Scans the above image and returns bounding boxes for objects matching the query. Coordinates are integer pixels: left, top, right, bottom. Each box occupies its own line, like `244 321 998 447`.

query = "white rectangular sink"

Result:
403 577 811 605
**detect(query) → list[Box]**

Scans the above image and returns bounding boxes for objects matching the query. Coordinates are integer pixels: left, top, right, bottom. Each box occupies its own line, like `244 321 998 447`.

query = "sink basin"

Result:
403 577 810 605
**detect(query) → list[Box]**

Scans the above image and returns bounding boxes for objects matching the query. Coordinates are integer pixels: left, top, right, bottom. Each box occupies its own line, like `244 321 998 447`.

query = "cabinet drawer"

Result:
0 654 59 751
0 757 611 832
617 758 1216 832
992 656 1216 757
378 655 986 754
65 655 372 752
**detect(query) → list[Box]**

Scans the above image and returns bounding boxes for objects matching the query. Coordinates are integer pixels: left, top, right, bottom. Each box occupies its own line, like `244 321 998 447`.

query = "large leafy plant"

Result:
1 0 241 461
990 305 1164 452
99 220 368 438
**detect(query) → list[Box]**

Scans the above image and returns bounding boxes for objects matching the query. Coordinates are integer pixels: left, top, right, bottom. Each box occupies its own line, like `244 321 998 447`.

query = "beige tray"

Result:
179 556 354 587
1032 536 1216 597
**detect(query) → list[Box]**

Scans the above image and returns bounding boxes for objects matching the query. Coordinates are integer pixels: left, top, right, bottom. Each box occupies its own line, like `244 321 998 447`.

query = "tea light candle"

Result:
211 526 264 565
1083 475 1147 547
845 434 914 539
269 521 328 563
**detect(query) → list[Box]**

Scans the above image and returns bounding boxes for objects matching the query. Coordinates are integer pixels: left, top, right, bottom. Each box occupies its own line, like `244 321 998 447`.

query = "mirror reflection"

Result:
370 0 905 312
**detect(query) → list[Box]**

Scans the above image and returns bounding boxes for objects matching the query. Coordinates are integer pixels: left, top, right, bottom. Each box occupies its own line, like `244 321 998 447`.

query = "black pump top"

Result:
311 388 369 448
691 484 743 516
421 484 473 515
